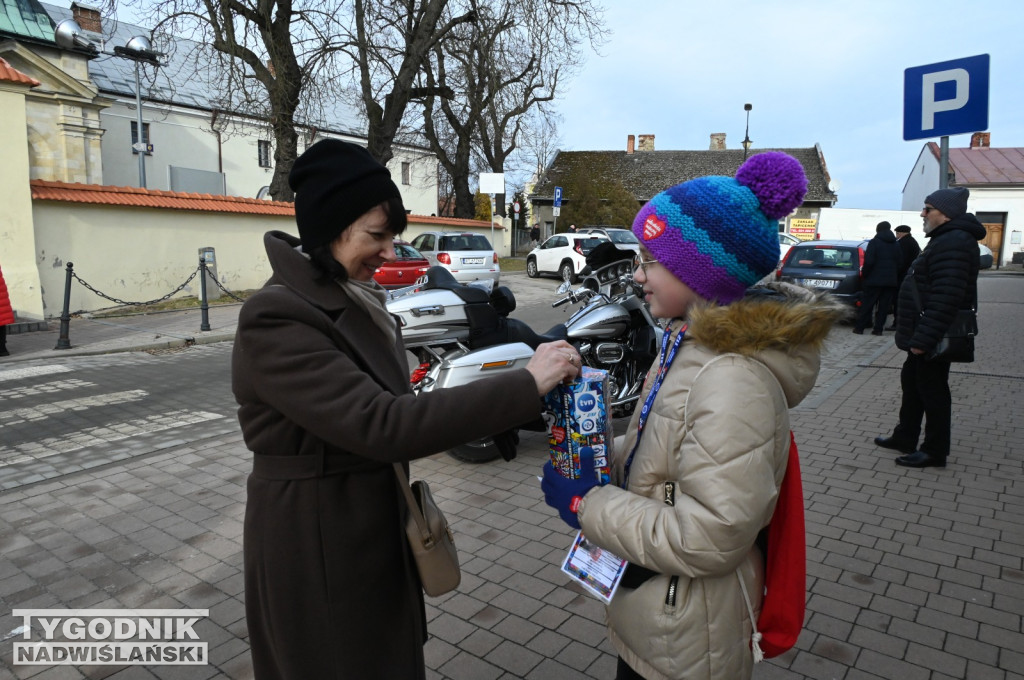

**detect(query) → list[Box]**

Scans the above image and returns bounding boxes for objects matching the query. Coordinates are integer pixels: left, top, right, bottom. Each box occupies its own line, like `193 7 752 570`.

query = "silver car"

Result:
409 231 501 284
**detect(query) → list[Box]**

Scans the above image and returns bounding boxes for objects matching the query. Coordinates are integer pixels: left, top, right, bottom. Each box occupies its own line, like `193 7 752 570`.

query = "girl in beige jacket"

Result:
542 153 845 679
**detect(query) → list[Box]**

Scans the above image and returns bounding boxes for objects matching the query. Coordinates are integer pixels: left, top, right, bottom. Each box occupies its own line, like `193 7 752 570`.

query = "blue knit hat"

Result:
632 151 808 304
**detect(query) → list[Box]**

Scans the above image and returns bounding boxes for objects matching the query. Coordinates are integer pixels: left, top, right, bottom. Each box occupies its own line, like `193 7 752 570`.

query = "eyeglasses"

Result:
922 207 935 214
636 258 659 274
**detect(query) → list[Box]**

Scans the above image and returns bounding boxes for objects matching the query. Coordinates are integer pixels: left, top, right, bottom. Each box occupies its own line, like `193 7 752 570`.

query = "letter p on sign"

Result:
903 54 988 141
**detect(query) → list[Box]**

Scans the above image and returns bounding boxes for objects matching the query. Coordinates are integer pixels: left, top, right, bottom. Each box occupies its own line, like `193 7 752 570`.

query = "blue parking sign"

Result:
554 186 563 208
904 54 989 141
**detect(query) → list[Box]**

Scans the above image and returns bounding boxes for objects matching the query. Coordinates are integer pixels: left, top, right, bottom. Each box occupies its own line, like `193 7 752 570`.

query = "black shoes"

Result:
852 328 864 335
871 330 883 336
874 436 916 454
895 451 947 468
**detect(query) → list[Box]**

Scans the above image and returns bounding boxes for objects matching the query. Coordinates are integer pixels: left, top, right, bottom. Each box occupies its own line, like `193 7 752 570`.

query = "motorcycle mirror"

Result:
556 280 572 294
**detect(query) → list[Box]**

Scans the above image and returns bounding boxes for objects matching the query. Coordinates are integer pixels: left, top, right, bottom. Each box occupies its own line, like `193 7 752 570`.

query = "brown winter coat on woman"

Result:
232 231 541 679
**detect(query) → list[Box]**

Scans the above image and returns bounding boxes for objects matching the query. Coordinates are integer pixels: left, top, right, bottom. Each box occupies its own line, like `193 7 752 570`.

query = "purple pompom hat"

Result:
632 151 808 304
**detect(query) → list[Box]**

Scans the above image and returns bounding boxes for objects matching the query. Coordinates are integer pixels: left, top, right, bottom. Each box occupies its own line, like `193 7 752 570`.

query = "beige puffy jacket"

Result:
577 285 844 680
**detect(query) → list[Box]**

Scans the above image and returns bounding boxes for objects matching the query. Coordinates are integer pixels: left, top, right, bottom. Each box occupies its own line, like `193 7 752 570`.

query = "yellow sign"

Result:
789 218 818 241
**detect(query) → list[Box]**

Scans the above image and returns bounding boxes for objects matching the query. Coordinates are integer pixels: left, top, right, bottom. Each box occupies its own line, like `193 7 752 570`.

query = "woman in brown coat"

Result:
231 139 580 680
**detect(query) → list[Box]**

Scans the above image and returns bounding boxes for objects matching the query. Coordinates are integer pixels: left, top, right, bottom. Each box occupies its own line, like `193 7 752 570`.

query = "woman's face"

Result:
329 204 397 281
633 247 702 319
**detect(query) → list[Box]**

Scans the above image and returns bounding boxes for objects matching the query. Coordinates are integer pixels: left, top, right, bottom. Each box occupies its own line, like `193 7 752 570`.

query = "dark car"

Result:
777 239 868 306
373 241 430 289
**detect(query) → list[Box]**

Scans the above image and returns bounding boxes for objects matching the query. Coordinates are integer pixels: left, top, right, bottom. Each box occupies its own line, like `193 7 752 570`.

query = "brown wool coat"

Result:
232 231 541 680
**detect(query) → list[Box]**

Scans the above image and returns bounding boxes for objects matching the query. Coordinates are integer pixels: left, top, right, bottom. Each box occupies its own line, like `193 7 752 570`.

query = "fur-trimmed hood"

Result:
685 282 849 407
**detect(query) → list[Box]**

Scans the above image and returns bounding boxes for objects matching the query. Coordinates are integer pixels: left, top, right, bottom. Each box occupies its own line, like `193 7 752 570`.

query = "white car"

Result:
408 231 500 284
526 233 609 282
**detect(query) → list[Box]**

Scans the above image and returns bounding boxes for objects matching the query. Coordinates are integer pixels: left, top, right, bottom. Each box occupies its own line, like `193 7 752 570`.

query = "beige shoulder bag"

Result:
393 464 461 597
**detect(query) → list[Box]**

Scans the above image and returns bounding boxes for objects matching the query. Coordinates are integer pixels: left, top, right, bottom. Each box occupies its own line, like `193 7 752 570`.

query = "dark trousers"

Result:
856 285 896 332
893 352 952 458
617 657 646 680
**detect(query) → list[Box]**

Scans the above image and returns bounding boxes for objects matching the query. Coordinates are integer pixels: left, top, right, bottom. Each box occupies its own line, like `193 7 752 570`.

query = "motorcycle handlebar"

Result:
551 287 597 308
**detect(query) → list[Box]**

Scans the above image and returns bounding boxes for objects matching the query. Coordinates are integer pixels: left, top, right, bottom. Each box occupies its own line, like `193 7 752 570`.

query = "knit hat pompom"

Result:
735 151 808 220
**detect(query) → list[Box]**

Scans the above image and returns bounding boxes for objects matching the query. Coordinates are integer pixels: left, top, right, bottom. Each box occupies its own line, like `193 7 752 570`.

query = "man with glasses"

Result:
874 187 986 468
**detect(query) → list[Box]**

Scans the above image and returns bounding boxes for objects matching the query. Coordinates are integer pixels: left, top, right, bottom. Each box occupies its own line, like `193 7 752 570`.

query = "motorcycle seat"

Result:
506 318 569 349
420 267 490 304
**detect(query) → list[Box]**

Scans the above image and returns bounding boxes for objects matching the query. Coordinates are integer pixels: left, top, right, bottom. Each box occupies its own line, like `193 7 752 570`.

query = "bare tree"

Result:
348 0 476 166
418 0 605 218
116 0 474 200
117 0 358 200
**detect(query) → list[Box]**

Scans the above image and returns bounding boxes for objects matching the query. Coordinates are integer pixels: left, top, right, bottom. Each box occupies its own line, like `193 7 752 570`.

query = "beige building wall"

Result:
0 75 46 319
31 202 289 316
0 41 108 185
29 201 496 315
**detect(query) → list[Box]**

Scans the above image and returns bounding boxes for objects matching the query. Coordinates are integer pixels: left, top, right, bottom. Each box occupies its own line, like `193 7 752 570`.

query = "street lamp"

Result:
54 19 162 188
742 103 753 160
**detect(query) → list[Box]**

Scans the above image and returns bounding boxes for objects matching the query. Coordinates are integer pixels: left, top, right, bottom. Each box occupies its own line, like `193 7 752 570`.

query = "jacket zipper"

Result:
663 481 678 607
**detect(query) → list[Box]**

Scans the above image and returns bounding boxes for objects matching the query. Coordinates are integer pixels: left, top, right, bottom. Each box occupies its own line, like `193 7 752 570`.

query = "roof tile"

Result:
28 181 498 229
0 57 40 86
535 147 836 204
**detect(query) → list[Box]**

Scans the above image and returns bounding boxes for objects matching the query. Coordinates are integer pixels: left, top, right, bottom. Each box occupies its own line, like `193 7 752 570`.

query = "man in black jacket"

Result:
886 225 922 329
874 187 985 468
853 221 902 335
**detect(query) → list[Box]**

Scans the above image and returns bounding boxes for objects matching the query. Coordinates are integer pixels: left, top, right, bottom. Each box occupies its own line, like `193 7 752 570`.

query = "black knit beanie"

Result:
288 139 402 250
876 221 891 233
924 187 969 220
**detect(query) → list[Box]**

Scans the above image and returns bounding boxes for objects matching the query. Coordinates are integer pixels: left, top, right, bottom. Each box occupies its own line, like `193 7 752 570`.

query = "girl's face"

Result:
329 204 397 281
633 247 702 319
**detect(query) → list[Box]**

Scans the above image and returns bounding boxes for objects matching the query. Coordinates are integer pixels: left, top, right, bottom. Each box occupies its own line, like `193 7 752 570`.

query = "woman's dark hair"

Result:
308 196 408 282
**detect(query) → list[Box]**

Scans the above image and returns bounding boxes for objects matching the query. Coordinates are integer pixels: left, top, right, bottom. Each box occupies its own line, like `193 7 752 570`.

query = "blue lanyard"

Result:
622 323 687 488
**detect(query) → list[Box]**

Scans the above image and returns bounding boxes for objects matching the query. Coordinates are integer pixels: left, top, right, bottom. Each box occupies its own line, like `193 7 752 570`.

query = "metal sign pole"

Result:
939 135 950 189
134 61 147 188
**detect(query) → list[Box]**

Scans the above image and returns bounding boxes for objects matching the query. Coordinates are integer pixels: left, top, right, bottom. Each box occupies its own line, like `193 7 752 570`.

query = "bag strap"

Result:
393 463 432 544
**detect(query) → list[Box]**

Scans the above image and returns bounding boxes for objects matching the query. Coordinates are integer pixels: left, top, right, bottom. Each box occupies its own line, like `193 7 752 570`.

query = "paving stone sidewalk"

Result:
1 273 1022 679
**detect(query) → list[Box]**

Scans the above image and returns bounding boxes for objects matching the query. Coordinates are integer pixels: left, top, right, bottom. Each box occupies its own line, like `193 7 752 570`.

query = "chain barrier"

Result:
69 265 202 315
204 267 246 302
54 260 247 350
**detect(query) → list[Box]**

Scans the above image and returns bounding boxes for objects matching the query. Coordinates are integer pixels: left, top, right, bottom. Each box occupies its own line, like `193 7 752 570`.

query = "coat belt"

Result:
251 451 385 480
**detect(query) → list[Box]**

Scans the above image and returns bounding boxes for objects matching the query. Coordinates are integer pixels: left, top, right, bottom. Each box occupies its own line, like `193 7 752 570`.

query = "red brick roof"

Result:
0 57 40 87
29 180 500 229
31 180 296 215
927 142 1024 185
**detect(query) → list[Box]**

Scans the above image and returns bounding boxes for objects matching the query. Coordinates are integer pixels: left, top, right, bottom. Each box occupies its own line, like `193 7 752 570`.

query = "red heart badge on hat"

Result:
642 214 665 240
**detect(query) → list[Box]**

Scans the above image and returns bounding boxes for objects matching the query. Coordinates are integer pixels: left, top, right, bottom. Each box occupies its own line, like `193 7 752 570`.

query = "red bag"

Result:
747 431 806 660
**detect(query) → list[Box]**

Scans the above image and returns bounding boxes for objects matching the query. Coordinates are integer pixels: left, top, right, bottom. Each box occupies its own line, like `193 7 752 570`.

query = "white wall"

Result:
902 146 939 211
816 208 924 242
969 189 1024 266
98 100 439 215
32 201 284 316
28 200 498 315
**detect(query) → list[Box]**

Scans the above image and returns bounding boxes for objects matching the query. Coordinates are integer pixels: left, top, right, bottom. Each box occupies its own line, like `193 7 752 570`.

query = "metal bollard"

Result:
54 262 74 350
199 258 211 331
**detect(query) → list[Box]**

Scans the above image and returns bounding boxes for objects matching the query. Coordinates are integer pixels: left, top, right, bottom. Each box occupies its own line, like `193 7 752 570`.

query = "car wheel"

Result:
559 261 576 284
526 257 539 278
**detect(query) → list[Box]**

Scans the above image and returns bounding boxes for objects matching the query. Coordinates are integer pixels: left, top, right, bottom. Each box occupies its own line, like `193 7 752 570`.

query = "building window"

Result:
401 162 411 185
258 140 273 168
130 121 151 155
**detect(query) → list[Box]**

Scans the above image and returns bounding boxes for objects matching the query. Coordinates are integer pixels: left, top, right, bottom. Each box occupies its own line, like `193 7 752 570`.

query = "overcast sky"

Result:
552 0 1023 209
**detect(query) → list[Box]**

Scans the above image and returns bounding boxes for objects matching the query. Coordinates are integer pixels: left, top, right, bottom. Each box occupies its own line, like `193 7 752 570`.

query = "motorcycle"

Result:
387 245 663 463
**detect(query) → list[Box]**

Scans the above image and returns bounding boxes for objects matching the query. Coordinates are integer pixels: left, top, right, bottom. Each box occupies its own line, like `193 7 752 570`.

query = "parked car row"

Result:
776 237 995 308
526 228 640 283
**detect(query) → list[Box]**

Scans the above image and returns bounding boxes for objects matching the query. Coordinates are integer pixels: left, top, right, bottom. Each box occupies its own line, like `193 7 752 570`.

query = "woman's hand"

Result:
526 341 581 395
